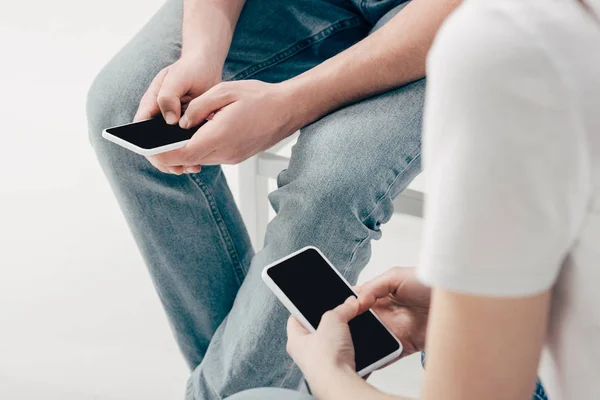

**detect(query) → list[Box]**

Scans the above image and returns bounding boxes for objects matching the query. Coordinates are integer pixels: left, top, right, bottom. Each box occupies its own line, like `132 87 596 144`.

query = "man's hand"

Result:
149 80 299 173
134 55 222 124
356 267 431 358
133 54 222 174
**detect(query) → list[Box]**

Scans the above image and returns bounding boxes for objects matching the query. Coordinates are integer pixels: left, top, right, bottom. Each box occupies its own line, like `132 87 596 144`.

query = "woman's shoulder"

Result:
428 1 553 81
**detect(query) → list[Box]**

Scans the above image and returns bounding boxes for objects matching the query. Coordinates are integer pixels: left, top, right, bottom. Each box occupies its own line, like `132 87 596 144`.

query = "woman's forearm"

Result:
282 0 461 127
310 365 407 400
181 0 246 64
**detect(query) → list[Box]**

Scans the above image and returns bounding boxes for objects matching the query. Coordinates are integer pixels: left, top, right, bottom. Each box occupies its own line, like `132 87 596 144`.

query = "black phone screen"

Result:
267 248 400 372
105 116 205 150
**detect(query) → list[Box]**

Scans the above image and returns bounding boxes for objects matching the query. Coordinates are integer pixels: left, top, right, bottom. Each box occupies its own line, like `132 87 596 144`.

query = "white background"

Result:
0 1 425 398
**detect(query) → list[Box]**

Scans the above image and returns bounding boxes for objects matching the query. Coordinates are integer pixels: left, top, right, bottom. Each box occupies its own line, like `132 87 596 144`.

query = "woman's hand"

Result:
286 296 361 393
148 79 300 174
357 267 431 357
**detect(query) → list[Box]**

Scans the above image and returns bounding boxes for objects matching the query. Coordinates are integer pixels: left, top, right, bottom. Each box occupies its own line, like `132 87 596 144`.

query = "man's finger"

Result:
157 68 187 125
179 83 236 129
145 156 170 174
151 123 220 167
184 165 202 174
134 68 168 122
167 166 184 175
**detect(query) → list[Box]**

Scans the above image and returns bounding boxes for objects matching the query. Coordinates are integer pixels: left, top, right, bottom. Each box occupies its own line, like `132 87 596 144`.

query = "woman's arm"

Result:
301 290 549 400
420 289 549 400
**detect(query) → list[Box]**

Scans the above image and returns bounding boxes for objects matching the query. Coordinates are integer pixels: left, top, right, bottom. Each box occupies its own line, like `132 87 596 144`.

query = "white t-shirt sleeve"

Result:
416 3 590 297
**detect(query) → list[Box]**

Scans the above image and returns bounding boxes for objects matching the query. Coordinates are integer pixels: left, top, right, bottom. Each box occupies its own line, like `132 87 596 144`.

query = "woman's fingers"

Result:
356 267 415 311
327 297 361 324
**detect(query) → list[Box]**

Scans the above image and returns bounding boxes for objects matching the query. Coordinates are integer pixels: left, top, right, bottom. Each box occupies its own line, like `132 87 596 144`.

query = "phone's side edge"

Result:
357 346 403 377
310 246 404 373
102 129 189 156
104 118 153 131
144 140 189 156
102 130 152 156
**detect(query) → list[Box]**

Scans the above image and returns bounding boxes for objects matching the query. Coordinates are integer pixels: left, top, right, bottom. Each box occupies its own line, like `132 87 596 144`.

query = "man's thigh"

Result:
225 0 370 82
89 0 370 138
273 78 425 275
225 388 314 400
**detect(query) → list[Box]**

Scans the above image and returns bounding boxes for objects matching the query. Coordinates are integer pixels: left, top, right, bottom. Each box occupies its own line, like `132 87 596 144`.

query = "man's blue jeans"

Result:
88 0 421 398
86 0 544 399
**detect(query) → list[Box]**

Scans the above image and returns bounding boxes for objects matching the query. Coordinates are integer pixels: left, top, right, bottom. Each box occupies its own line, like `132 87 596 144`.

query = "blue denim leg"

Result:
87 0 425 398
87 0 253 370
187 77 425 398
224 388 315 400
87 0 370 372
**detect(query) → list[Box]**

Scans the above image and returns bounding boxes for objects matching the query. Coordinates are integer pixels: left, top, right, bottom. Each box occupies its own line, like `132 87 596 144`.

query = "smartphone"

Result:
102 116 206 156
262 246 402 376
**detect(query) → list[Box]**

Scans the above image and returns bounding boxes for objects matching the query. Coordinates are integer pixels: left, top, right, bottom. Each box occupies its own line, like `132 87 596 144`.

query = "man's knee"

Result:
86 64 141 149
267 164 376 256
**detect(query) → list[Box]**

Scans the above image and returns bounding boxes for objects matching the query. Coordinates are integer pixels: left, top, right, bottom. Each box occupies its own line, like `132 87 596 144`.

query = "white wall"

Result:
0 1 424 398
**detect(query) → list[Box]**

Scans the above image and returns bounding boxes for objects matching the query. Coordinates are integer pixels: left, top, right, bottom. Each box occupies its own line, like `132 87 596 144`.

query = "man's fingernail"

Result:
180 116 189 129
165 112 177 125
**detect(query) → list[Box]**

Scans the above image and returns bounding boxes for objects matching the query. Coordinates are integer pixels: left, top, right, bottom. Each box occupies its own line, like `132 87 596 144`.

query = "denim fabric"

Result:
88 1 420 398
86 0 537 399
225 388 315 400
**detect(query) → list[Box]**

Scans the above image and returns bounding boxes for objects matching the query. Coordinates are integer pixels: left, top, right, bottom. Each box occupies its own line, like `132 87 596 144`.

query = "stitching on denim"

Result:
189 371 223 400
276 357 300 389
188 171 247 286
230 17 363 81
359 0 372 23
185 378 195 400
345 152 422 270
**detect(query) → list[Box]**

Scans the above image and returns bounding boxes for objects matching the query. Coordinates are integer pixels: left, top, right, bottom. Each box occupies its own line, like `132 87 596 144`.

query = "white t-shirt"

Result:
416 1 600 399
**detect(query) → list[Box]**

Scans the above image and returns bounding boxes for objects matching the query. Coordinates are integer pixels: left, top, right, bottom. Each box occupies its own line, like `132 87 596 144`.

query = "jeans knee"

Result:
86 66 141 151
268 171 372 253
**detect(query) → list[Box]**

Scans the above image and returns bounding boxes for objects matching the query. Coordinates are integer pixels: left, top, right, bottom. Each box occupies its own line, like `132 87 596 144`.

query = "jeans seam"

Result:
186 378 194 399
345 152 422 270
229 16 363 81
359 0 372 23
188 373 223 400
277 357 299 389
188 171 247 286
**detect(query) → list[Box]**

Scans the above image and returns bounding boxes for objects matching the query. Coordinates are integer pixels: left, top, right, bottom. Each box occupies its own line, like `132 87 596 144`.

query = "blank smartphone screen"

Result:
105 117 204 149
267 248 400 372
